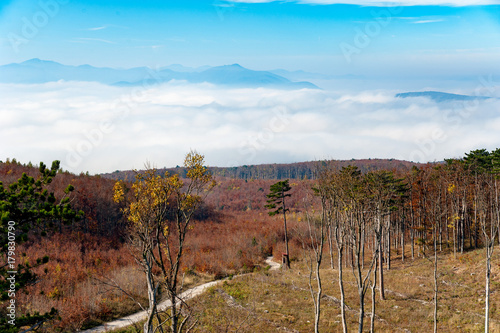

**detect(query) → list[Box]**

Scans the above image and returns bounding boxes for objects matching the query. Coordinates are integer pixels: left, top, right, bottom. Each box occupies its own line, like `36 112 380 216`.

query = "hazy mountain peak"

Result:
209 64 246 71
396 91 491 103
21 58 61 66
0 59 318 89
21 58 43 64
161 64 210 72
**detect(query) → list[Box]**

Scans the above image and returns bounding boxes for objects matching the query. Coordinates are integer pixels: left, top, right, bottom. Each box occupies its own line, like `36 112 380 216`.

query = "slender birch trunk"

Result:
338 245 347 333
433 228 438 333
370 255 378 333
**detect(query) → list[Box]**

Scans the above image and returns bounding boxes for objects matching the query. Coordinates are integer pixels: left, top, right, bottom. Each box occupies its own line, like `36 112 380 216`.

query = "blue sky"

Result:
1 1 500 173
1 0 499 76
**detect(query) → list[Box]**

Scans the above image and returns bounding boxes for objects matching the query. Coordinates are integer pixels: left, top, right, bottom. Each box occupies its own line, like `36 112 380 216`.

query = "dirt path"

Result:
264 256 281 271
79 257 280 332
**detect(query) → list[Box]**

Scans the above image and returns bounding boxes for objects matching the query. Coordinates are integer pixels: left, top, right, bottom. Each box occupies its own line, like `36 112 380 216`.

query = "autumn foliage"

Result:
1 150 499 332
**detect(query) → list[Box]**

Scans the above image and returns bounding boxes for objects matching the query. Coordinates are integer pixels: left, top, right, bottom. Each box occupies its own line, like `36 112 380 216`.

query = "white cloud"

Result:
229 0 499 6
85 26 107 31
81 24 129 31
77 38 117 44
1 81 499 174
412 19 445 23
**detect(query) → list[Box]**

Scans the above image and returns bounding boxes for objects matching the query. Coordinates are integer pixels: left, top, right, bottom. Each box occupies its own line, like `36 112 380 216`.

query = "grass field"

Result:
110 245 499 332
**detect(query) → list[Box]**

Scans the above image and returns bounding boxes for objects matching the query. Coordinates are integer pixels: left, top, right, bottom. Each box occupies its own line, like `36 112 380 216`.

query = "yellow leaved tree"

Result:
114 151 215 333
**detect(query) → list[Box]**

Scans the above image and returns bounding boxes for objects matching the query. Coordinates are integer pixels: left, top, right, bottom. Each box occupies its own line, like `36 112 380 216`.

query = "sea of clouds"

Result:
1 79 499 174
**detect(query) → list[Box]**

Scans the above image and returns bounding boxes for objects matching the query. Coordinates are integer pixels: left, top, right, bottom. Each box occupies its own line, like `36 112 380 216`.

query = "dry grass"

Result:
15 211 294 331
17 233 146 331
187 246 500 333
15 205 499 332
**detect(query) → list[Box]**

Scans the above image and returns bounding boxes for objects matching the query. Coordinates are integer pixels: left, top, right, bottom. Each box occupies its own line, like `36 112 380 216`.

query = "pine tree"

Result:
265 179 292 268
0 161 81 332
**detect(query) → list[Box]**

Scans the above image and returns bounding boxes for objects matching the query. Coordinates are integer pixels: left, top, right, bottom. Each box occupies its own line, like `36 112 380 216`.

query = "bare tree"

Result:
301 199 326 333
318 167 348 333
337 166 380 333
463 149 500 332
481 175 499 333
365 170 408 301
369 247 378 333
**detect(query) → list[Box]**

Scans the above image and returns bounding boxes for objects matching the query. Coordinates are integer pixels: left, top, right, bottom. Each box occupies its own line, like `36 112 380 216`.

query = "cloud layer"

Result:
1 80 499 174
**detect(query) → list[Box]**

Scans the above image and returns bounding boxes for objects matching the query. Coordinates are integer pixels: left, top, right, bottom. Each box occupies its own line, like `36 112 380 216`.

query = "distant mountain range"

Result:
396 91 492 103
0 58 318 89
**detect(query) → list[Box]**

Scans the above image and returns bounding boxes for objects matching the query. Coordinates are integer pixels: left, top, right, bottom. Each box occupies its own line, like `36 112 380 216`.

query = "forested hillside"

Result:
1 150 498 332
103 158 422 182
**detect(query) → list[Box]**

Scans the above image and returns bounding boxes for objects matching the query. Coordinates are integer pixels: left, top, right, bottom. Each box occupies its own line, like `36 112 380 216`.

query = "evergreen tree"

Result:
0 161 81 332
265 179 292 268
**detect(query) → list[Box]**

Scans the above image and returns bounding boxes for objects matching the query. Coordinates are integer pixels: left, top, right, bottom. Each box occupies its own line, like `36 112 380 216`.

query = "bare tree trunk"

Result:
329 223 335 269
387 225 391 270
461 199 466 253
401 217 405 263
489 179 500 333
485 243 492 333
338 246 348 333
144 256 158 333
481 176 498 333
411 226 415 259
483 216 497 333
378 230 385 300
358 288 365 333
475 196 480 249
433 229 438 333
370 254 378 333
283 203 290 269
314 261 322 333
304 208 325 333
453 212 457 258
170 292 178 333
439 220 443 252
362 226 365 270
410 203 415 259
